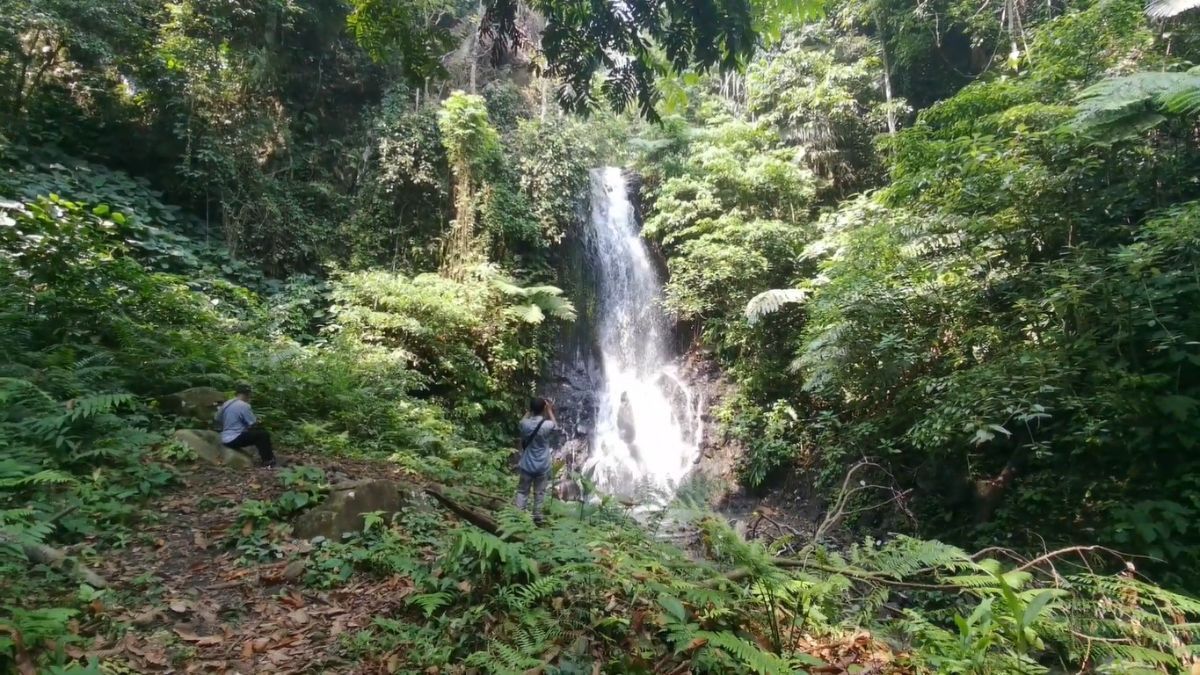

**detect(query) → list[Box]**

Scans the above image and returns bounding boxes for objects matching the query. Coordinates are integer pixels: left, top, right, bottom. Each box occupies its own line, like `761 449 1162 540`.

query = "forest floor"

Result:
61 453 908 674
73 452 411 674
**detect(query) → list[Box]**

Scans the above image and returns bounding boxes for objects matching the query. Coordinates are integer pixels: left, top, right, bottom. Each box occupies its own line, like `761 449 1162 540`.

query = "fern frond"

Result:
500 577 563 612
1074 70 1200 137
506 303 545 324
745 288 809 325
408 591 453 618
697 630 791 674
1146 0 1200 18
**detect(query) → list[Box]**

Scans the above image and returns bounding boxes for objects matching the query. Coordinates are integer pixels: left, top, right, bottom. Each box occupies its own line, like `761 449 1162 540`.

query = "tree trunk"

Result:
875 13 897 136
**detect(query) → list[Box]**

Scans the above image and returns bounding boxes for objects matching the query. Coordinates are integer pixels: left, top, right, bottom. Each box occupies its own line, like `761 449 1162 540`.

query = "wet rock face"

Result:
677 349 746 507
543 355 600 449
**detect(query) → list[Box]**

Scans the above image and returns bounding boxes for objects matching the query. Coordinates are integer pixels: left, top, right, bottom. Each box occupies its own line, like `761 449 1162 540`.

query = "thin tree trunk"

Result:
875 13 897 136
1006 0 1019 67
540 78 548 121
10 28 43 118
469 2 482 94
469 38 478 93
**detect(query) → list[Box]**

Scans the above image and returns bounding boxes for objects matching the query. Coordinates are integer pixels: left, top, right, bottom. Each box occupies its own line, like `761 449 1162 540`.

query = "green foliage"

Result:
482 0 822 120
346 0 455 81
325 266 571 443
439 92 502 173
640 0 1200 596
639 114 816 328
746 26 893 196
7 0 1200 670
1074 68 1200 138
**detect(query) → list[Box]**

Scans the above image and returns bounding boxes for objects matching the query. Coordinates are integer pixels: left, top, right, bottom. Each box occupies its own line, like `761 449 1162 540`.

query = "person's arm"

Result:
241 404 258 428
545 400 556 424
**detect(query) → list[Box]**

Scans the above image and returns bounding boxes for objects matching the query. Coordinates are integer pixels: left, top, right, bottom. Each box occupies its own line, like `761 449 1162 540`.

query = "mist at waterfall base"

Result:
577 167 704 502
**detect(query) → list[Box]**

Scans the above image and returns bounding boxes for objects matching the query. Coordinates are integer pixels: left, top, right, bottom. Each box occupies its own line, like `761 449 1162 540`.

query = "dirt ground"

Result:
72 452 414 674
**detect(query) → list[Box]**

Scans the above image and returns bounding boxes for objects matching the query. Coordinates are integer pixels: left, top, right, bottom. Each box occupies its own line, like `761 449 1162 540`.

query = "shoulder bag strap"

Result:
522 418 548 451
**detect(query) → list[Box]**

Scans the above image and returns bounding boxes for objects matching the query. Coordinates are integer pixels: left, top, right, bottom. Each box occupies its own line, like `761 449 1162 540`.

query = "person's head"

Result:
529 397 547 416
235 383 253 401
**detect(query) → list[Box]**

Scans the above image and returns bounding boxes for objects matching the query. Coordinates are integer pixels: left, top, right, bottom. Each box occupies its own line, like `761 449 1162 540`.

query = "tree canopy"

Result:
6 0 1200 672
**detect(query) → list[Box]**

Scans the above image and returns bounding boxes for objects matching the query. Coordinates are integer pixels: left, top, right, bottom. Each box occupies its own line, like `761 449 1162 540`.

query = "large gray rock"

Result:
171 429 256 469
162 387 227 422
293 480 409 540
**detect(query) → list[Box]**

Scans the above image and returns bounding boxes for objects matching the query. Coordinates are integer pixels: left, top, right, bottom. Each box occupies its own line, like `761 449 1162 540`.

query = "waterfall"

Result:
580 167 703 499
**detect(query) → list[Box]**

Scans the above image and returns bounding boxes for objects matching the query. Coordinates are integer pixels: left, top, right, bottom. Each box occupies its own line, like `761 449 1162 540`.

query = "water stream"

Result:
579 167 704 500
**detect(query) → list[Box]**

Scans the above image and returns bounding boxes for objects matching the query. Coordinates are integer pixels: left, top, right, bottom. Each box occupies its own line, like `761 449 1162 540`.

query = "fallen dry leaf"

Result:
174 626 223 646
279 590 305 609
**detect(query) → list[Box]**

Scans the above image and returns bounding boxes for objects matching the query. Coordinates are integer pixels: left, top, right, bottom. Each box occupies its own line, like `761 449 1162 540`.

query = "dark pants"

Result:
226 428 276 465
515 470 548 522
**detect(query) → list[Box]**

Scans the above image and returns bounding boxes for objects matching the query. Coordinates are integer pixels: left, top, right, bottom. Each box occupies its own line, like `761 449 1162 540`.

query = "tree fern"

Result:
486 268 577 323
1145 0 1200 18
1074 69 1200 137
744 288 809 325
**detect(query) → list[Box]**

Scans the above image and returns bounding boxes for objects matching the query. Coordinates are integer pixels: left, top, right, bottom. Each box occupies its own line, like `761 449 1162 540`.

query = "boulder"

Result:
162 387 227 422
557 438 588 469
293 479 410 540
553 477 582 502
171 429 256 469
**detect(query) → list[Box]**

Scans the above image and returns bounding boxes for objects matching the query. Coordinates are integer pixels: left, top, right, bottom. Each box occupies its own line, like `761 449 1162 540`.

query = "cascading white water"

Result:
581 167 703 499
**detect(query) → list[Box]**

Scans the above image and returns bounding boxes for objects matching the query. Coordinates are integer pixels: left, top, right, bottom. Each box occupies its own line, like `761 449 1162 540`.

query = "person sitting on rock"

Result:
516 397 556 524
215 383 276 469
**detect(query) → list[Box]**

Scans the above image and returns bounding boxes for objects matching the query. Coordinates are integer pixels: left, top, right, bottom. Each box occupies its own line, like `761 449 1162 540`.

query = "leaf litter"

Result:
68 451 907 673
74 452 420 673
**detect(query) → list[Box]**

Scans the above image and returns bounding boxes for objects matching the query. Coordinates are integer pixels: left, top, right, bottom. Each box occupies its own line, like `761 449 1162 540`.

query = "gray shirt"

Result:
517 416 556 475
215 398 256 444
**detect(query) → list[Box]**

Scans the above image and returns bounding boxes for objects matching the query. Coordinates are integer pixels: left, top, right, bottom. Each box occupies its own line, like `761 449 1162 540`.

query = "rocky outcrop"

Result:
162 387 227 422
292 479 412 540
171 429 257 469
678 349 745 507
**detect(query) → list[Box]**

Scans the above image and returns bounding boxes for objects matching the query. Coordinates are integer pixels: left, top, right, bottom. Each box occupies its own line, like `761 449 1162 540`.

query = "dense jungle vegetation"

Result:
6 0 1200 672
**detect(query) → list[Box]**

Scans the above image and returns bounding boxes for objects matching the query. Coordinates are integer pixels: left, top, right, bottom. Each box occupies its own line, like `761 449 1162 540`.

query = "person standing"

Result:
516 397 556 524
215 383 277 469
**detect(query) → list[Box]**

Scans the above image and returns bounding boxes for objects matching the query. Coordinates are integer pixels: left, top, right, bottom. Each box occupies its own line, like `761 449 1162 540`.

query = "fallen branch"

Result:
718 544 1141 595
423 483 505 537
0 534 107 588
718 557 967 592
